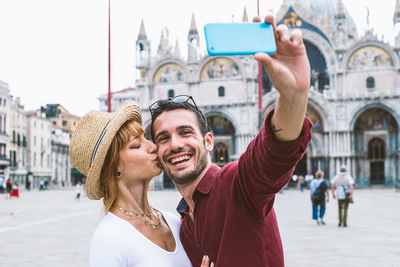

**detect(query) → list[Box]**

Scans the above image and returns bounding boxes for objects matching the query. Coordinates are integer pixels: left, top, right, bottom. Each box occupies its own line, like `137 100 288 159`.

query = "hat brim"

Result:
85 103 142 200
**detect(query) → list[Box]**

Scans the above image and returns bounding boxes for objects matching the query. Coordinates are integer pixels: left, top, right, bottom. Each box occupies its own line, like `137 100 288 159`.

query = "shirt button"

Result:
197 243 201 248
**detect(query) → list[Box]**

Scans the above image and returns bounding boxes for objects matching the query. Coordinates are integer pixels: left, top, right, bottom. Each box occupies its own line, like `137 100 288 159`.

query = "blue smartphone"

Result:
204 22 276 56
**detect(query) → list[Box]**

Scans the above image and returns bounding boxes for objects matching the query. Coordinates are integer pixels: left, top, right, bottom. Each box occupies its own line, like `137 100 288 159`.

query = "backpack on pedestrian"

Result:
311 181 327 204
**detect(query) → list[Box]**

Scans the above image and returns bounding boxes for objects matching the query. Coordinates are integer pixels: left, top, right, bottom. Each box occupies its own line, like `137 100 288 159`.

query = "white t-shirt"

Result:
90 211 192 267
331 175 355 200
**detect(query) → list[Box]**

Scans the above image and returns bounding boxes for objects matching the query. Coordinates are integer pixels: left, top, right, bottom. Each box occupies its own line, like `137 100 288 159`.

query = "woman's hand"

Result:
200 255 214 267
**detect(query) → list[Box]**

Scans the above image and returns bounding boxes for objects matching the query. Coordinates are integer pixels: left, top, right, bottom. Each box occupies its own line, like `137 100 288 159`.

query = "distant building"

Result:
41 104 80 133
0 81 11 179
100 1 400 188
51 127 71 187
98 87 141 113
26 110 52 188
9 96 28 186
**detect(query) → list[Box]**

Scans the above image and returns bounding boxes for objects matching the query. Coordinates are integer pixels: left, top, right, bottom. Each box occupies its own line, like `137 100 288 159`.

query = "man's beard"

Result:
162 145 208 186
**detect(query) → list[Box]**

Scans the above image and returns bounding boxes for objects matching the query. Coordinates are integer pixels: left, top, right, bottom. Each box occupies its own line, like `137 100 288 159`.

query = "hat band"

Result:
90 120 111 167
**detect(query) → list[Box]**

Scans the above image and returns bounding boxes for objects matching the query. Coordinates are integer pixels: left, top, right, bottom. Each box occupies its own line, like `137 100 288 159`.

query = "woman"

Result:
70 102 212 267
310 170 329 225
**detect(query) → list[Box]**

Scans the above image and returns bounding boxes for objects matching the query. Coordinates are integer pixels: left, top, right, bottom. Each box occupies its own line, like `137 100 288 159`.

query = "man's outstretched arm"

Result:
254 15 310 142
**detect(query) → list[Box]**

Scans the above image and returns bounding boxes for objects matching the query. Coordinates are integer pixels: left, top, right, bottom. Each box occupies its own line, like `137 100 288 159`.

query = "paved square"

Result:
0 188 398 267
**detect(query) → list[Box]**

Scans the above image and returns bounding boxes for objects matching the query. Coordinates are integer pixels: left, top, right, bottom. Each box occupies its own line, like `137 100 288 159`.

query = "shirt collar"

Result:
176 164 220 215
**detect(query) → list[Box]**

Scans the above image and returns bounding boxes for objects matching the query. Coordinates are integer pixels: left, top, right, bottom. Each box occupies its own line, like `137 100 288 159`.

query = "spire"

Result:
158 30 167 54
189 13 198 35
242 6 248 22
174 40 181 58
394 0 400 23
138 19 147 40
335 0 345 19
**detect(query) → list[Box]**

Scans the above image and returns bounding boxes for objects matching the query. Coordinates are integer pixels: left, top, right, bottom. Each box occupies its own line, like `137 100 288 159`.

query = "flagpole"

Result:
257 0 263 129
107 0 111 112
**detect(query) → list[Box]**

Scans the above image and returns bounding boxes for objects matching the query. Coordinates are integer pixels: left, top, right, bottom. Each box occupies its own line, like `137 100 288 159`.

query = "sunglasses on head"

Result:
149 95 203 120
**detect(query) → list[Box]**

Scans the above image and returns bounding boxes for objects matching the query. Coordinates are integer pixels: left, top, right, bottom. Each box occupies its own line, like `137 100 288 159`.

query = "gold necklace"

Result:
115 205 151 218
115 205 162 229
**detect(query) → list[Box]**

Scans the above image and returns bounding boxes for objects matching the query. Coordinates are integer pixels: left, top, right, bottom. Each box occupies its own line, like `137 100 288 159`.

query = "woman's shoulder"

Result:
92 213 126 239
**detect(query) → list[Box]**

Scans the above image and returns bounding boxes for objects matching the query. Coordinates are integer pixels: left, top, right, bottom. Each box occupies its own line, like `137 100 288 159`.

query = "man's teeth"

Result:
170 155 190 164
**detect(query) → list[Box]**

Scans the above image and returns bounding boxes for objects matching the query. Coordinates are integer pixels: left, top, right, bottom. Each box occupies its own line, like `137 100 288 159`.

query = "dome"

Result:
277 0 358 40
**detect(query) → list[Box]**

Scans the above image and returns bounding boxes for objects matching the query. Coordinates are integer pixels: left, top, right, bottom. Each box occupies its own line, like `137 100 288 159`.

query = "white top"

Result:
90 211 192 267
331 174 354 200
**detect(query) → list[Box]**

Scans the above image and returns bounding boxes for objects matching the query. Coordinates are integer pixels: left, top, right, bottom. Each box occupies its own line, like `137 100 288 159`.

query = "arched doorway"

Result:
207 115 235 165
353 107 399 186
214 143 229 166
368 138 385 184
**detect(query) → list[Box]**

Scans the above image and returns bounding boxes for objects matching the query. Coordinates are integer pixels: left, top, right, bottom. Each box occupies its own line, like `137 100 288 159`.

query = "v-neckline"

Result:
108 211 178 254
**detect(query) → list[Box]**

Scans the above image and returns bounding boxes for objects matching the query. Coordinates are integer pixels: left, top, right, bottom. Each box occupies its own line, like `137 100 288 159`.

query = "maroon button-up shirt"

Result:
177 110 312 267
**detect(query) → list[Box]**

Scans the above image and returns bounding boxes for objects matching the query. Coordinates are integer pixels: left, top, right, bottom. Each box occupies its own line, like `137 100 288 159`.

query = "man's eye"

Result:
157 136 168 143
130 145 140 149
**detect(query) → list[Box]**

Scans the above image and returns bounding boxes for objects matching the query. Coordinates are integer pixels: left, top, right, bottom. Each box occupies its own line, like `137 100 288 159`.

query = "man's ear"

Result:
204 132 214 152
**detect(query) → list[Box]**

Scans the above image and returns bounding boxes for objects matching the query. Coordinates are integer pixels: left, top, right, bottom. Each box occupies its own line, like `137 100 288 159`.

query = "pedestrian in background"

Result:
331 165 354 227
298 175 305 192
75 181 82 200
0 176 5 193
10 181 19 199
305 173 314 189
5 178 12 199
39 179 45 191
310 170 329 225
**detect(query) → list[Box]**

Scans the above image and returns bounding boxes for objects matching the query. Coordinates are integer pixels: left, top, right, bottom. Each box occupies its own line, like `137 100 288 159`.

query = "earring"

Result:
116 171 122 177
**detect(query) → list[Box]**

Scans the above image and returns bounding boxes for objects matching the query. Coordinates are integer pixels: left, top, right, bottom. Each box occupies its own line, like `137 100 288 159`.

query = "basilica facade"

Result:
99 0 400 189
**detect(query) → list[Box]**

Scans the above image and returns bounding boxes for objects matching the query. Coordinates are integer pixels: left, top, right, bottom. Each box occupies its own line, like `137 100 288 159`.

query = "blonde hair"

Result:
99 120 144 214
315 170 324 178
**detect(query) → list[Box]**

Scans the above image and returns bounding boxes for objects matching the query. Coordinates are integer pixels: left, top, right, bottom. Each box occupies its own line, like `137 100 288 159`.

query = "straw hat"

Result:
69 102 142 200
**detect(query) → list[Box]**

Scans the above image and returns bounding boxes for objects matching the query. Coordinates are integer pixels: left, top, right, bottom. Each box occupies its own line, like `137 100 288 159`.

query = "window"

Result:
168 89 174 98
34 136 36 146
218 86 225 97
34 152 36 166
62 120 67 126
53 121 56 125
367 77 375 89
17 133 20 146
12 130 16 144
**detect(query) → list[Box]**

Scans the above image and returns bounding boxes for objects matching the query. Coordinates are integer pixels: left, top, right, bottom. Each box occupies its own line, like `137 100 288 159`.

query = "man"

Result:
331 165 354 227
150 15 312 266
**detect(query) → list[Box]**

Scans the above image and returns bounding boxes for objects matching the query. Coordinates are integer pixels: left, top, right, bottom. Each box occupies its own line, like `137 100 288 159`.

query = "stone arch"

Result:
351 104 399 186
350 103 400 131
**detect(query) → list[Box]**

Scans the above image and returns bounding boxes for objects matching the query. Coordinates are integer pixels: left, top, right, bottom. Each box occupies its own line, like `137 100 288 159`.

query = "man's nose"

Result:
169 135 184 150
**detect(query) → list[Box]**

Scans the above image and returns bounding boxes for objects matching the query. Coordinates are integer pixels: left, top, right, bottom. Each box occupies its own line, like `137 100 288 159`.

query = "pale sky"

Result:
0 0 396 117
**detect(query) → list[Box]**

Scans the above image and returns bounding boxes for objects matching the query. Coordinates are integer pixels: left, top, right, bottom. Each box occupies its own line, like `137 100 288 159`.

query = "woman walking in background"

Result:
310 170 329 225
